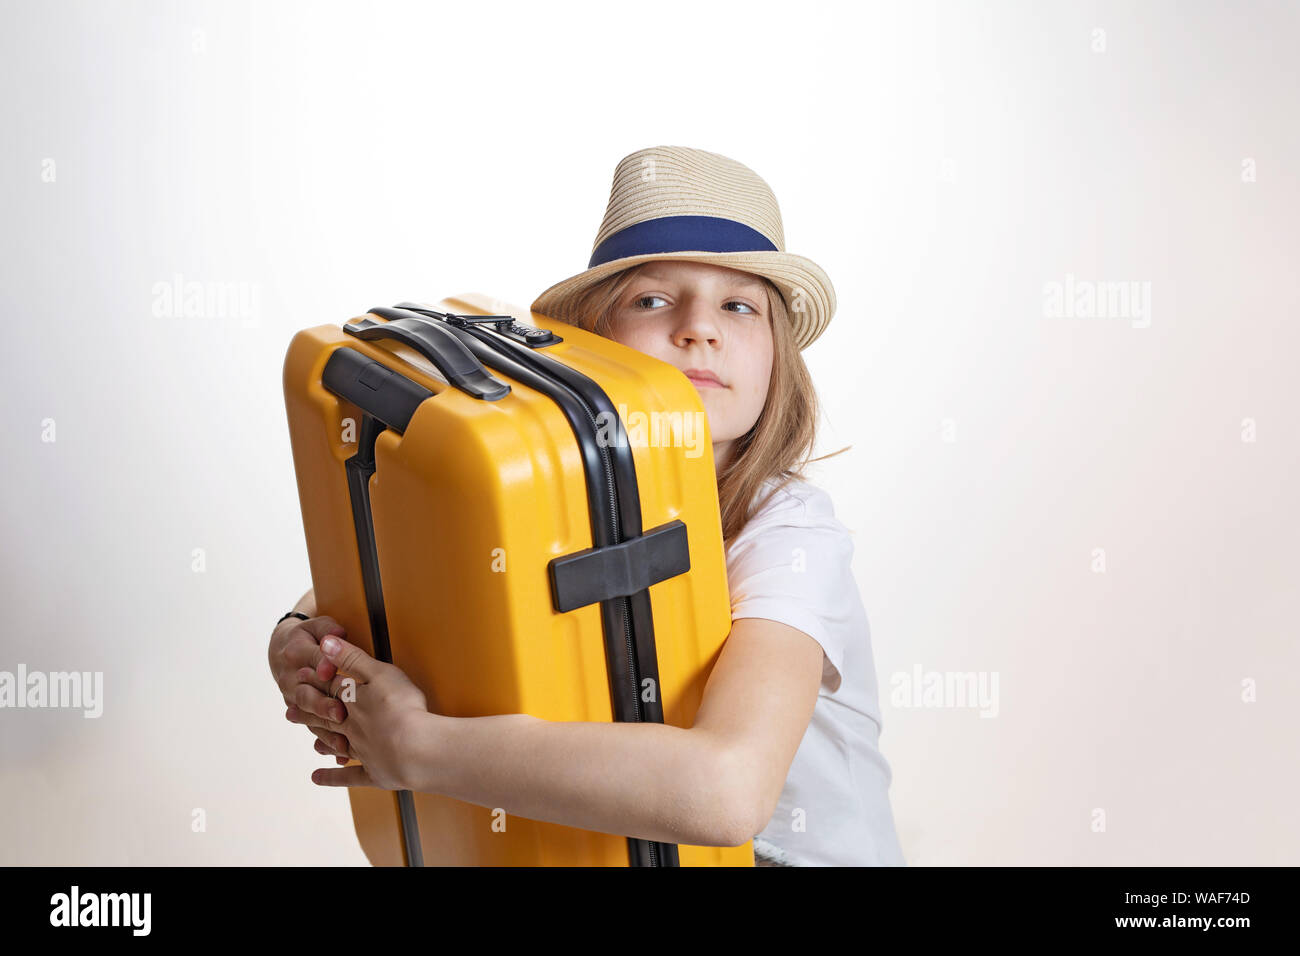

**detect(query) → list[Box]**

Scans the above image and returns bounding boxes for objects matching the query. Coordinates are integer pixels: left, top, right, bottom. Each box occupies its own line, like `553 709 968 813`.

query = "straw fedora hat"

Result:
530 145 836 351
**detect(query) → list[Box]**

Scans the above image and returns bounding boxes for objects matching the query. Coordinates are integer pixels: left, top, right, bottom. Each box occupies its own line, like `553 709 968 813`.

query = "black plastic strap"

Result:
348 309 511 401
322 348 434 433
548 520 690 613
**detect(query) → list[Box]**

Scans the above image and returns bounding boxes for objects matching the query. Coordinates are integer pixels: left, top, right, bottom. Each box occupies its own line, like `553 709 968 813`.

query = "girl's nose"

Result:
672 298 722 348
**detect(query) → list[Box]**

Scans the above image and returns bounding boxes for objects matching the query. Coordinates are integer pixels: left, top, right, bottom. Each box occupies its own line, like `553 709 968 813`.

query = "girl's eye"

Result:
631 295 758 314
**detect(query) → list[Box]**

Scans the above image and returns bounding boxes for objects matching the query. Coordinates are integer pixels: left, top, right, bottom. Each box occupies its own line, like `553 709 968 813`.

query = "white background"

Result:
1 0 1296 865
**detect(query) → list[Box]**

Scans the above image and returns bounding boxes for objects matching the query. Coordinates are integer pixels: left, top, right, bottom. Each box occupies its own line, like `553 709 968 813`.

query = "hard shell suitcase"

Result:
282 293 755 867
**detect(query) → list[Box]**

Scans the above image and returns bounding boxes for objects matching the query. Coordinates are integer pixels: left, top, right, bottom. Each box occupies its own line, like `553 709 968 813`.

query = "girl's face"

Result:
603 260 775 473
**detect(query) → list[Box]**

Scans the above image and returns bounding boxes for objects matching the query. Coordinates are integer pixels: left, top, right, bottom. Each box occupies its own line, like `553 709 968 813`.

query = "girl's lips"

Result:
684 368 728 388
687 375 726 389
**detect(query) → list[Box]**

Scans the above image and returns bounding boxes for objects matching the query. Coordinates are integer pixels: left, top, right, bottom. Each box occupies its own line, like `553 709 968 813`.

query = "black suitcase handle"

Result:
345 307 511 401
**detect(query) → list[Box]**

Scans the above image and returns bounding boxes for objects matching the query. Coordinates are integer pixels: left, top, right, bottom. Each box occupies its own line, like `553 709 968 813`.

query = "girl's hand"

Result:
313 737 352 766
307 635 430 791
271 611 354 758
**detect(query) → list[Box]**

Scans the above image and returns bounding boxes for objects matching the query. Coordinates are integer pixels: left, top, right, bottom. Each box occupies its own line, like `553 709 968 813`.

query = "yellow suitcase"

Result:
282 293 755 867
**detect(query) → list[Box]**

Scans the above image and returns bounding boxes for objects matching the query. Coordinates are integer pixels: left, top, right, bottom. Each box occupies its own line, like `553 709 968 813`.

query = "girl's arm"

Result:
400 616 825 848
292 587 316 617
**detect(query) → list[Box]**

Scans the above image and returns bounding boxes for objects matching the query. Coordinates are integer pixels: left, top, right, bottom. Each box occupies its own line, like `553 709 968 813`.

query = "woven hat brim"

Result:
529 250 836 351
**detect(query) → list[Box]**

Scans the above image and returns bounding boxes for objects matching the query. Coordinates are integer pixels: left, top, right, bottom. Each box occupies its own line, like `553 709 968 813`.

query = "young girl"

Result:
272 146 906 866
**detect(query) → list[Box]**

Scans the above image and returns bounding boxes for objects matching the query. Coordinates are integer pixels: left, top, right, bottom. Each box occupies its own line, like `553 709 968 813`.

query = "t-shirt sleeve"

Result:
726 495 856 693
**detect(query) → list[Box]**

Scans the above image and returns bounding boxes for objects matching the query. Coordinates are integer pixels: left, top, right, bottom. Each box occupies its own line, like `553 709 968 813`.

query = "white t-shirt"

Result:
725 476 906 867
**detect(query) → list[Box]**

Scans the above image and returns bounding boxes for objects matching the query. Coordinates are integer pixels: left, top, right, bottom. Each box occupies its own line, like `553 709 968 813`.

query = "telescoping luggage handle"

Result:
344 307 511 401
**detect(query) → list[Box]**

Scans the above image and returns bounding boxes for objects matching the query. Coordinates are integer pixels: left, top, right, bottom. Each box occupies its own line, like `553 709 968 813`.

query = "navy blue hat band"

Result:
588 215 778 269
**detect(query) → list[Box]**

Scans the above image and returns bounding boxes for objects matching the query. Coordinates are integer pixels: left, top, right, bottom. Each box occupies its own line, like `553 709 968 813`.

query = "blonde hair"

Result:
543 262 849 546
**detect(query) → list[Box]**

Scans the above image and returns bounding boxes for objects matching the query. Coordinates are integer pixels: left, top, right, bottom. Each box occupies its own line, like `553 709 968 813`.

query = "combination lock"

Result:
399 305 563 349
491 318 561 348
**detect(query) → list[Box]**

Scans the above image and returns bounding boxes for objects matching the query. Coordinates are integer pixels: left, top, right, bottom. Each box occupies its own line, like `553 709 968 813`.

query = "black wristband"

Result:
277 610 310 627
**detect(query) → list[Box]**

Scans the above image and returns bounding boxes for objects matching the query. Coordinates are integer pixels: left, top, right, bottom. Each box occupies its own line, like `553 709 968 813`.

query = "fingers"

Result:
313 656 339 684
297 616 347 672
305 724 353 765
311 763 375 788
325 671 358 701
286 704 346 738
297 614 348 644
296 652 336 696
271 617 348 696
291 677 348 723
314 738 347 762
274 613 361 770
301 721 351 755
318 635 380 685
289 710 353 763
274 634 332 697
313 737 353 762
